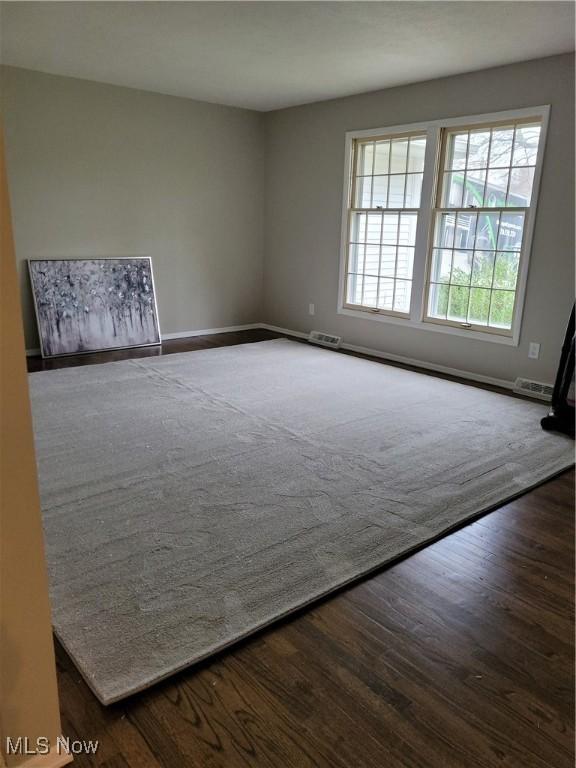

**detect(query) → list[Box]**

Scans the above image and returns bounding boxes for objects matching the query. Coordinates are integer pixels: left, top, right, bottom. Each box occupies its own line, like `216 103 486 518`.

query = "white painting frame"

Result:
28 256 162 358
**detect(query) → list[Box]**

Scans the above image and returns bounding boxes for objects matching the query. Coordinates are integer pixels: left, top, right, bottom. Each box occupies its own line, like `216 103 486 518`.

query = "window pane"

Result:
388 174 406 207
359 142 374 175
348 243 365 273
512 124 541 166
373 141 390 174
352 134 426 218
485 168 509 207
380 245 396 277
508 167 535 206
431 249 452 283
372 176 388 207
428 283 449 318
378 278 394 310
350 212 367 242
396 247 414 279
442 172 464 207
463 169 486 207
470 251 495 288
451 251 473 285
455 211 477 249
390 139 409 173
366 213 382 243
467 129 491 169
355 176 372 207
434 213 456 248
398 213 418 246
488 127 514 168
362 276 379 307
468 288 491 325
364 245 380 276
382 213 399 243
408 138 426 172
404 173 423 207
493 252 520 290
497 212 524 250
347 274 363 305
393 280 412 313
489 290 515 329
447 286 470 322
476 212 500 250
446 132 468 170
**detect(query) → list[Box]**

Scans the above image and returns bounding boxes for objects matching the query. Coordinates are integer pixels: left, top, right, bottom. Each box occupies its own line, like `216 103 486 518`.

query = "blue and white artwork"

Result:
29 258 161 357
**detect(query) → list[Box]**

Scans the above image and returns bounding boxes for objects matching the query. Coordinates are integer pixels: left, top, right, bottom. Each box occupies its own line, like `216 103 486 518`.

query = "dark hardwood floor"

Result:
28 330 575 768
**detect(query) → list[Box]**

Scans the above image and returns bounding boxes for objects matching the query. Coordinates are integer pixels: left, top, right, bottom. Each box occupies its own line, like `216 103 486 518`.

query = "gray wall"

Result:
1 66 265 349
263 54 575 384
2 57 574 384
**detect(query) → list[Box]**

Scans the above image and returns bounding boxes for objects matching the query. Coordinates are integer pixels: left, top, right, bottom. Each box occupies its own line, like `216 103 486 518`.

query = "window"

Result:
426 120 541 334
345 132 426 316
339 108 548 345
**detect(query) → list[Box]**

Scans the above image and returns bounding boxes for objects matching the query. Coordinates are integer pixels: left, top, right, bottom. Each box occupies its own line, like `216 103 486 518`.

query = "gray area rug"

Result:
29 339 574 704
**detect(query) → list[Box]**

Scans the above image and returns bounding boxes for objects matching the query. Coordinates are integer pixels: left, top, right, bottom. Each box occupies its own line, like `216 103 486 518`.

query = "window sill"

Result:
337 305 519 346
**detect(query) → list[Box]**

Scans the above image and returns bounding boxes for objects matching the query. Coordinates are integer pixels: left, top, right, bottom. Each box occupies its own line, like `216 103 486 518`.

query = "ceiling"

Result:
1 2 574 112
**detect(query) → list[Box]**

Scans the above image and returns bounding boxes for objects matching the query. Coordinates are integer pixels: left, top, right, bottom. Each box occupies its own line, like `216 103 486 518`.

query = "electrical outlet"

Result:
308 303 315 316
528 342 540 359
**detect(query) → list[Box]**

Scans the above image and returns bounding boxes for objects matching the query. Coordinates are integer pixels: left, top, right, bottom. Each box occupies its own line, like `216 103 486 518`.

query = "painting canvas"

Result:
29 258 161 357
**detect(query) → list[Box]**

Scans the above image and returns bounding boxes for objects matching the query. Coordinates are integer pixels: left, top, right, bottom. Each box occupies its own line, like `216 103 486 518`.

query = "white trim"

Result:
346 106 551 140
337 105 551 347
410 124 440 322
259 323 308 339
28 318 551 399
339 341 515 390
259 322 517 391
508 106 550 343
161 323 261 340
337 306 517 345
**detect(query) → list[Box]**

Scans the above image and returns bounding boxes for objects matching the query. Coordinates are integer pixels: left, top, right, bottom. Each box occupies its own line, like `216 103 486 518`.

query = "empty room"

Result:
1 2 574 767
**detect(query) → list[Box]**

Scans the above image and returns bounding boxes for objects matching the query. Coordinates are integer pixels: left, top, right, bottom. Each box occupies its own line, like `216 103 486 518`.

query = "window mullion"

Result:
410 125 440 322
375 212 384 308
486 209 504 326
369 140 376 208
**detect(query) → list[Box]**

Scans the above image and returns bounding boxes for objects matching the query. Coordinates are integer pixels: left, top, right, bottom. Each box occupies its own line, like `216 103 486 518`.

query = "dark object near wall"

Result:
541 304 575 438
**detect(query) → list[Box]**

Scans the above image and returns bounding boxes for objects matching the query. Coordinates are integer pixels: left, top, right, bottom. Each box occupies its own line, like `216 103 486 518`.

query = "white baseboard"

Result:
27 320 542 398
260 323 308 340
341 340 515 391
259 323 516 392
26 324 262 356
161 323 261 340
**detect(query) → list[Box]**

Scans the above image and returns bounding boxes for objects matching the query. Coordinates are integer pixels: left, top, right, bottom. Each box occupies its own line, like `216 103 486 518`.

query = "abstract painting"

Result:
29 258 161 357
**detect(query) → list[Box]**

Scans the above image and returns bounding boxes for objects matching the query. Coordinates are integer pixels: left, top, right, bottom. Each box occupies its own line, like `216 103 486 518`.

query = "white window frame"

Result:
337 106 550 346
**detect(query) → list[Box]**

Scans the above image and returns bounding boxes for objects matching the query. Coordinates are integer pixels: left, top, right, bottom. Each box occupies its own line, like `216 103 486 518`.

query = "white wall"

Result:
1 66 265 349
263 54 575 384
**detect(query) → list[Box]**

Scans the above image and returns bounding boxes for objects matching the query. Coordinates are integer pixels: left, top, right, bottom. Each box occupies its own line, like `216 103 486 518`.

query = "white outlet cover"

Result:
308 303 315 316
528 342 540 359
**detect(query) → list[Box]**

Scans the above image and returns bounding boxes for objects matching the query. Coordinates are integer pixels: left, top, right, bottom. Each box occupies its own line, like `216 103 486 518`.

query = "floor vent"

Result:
308 330 342 349
513 377 554 401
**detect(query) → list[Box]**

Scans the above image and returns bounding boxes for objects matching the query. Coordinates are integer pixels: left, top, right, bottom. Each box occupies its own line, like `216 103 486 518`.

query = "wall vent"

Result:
513 377 554 401
308 330 342 349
